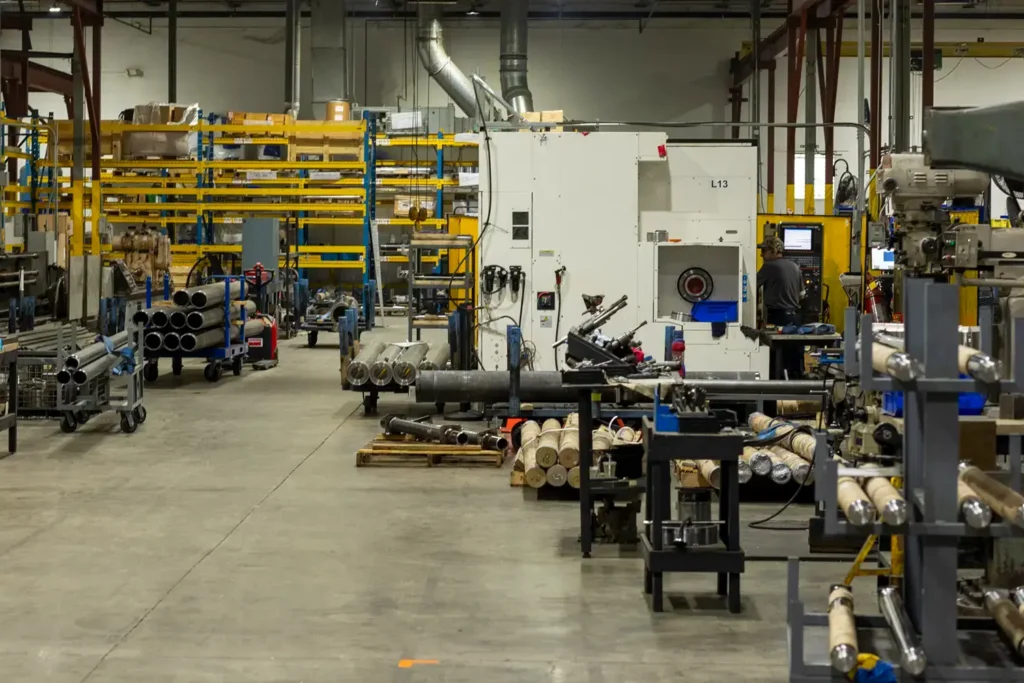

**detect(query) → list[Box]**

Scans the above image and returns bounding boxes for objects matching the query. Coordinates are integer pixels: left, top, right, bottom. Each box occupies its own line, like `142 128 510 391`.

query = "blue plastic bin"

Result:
882 377 985 417
691 300 738 323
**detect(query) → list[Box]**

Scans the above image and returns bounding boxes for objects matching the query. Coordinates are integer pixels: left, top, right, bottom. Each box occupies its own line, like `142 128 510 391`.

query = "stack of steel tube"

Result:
145 282 262 354
55 330 131 387
345 342 445 389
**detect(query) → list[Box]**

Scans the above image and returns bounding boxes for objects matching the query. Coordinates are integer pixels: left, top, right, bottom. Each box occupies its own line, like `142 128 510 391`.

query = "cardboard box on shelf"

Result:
326 100 351 121
228 112 294 126
540 110 564 122
394 194 437 216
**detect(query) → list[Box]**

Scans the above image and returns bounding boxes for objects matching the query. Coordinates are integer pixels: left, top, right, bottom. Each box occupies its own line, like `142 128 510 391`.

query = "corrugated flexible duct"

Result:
500 0 534 113
417 4 478 117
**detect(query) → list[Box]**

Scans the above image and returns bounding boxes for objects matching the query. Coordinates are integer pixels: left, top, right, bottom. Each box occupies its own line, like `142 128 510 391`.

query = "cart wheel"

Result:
120 412 138 433
232 357 243 376
307 331 318 348
144 361 159 383
59 412 78 433
74 411 89 425
132 406 147 424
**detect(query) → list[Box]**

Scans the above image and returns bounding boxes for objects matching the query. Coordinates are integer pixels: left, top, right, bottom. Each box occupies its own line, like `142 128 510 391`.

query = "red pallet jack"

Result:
244 263 280 370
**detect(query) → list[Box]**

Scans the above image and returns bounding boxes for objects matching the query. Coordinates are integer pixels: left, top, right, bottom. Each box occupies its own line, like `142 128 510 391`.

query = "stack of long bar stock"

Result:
514 414 642 490
346 341 448 389
55 330 132 387
138 281 265 354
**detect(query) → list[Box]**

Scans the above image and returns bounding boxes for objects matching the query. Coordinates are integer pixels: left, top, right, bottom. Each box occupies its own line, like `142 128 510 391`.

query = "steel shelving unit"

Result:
788 278 1024 681
404 236 474 341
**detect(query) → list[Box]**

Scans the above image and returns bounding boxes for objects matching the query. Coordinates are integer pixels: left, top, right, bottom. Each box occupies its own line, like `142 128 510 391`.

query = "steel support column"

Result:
803 24 817 215
767 62 776 213
821 14 843 215
870 0 882 170
91 18 101 180
751 0 761 204
891 0 911 151
922 0 935 113
168 0 177 101
284 0 296 113
730 87 743 139
786 11 807 213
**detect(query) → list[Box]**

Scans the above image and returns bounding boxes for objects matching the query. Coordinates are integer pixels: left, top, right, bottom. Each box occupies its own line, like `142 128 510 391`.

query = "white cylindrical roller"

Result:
697 460 720 489
519 420 546 488
546 464 568 487
864 477 908 526
838 476 876 526
593 425 613 451
742 447 773 477
958 479 993 529
558 413 580 468
828 584 858 674
737 459 752 484
959 463 1024 528
536 418 562 469
772 446 813 484
567 466 580 489
767 452 793 484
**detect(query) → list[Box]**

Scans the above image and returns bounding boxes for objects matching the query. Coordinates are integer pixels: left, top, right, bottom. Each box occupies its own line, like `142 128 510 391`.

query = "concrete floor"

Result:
0 323 844 682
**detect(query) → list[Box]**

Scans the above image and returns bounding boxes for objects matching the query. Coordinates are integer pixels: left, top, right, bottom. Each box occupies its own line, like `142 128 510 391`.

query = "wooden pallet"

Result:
356 434 504 468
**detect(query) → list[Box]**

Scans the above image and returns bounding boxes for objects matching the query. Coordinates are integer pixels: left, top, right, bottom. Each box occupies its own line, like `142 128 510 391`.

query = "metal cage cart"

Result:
142 276 250 383
788 279 1024 682
56 319 145 434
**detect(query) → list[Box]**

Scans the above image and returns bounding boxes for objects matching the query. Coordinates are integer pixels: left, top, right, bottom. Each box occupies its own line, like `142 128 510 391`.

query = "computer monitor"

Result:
782 227 813 252
872 248 895 271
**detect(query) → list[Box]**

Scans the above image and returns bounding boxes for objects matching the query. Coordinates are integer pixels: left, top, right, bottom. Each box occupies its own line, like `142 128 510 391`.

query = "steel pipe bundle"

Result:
172 280 243 308
179 319 266 353
837 475 876 526
150 306 186 329
741 446 772 477
828 584 858 674
772 446 813 484
72 354 122 386
369 344 403 387
986 590 1024 658
748 413 816 462
879 587 926 676
393 343 430 387
864 477 908 526
464 429 509 451
133 308 153 326
958 479 993 529
380 414 468 445
959 463 1024 528
418 344 451 372
64 331 131 370
185 300 257 331
346 341 387 387
414 371 824 405
169 310 189 330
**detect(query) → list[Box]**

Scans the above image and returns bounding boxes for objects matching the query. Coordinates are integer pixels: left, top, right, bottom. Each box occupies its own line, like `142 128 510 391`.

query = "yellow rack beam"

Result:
98 187 365 198
376 138 477 148
102 214 366 226
73 121 366 135
212 137 290 145
375 218 446 227
109 202 365 213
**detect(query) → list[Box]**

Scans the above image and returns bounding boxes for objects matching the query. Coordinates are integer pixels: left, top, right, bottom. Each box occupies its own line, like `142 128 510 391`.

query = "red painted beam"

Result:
72 7 102 176
731 0 854 86
58 0 103 24
0 59 73 96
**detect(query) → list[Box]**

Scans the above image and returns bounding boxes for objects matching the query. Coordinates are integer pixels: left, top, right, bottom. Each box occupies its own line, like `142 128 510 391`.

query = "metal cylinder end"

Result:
132 310 150 325
191 292 209 308
144 333 164 352
830 644 858 674
72 369 89 385
957 461 972 474
56 368 72 384
347 363 370 386
881 499 908 526
902 647 927 677
791 463 811 485
1010 586 1024 608
1015 504 1024 528
172 290 191 307
737 460 752 484
163 334 181 352
962 499 992 529
966 354 1001 384
452 430 469 446
186 312 205 330
770 463 792 485
846 499 877 526
885 353 919 382
179 335 198 352
749 452 772 477
152 311 171 328
379 414 397 431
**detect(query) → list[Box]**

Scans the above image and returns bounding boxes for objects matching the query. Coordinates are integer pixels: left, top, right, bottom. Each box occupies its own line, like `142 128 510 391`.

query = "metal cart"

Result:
142 276 249 383
56 318 146 434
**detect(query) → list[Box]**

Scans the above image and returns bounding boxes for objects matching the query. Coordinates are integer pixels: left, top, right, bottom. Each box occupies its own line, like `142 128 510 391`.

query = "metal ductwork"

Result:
500 0 534 113
311 0 351 114
417 4 478 118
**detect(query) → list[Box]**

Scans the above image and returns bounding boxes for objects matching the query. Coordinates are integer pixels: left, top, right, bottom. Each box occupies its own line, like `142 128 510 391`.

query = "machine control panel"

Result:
777 222 825 324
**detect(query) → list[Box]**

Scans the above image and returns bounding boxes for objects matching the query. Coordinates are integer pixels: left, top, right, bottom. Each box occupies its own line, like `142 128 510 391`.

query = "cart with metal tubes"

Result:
56 312 146 434
142 275 250 383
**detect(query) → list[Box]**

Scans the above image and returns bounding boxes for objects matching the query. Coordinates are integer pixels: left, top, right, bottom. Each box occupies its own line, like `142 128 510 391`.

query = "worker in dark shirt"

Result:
757 236 805 379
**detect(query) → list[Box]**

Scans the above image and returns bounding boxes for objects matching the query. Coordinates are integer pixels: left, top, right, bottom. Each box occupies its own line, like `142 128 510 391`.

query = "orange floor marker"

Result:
398 659 439 669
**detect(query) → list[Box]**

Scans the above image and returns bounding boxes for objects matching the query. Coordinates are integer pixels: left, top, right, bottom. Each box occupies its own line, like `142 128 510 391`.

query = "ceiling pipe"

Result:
500 0 534 113
417 3 478 118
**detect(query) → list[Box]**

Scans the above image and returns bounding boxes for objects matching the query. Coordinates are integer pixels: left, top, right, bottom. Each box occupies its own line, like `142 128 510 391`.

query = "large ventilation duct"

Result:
417 4 478 118
500 0 534 113
311 0 351 116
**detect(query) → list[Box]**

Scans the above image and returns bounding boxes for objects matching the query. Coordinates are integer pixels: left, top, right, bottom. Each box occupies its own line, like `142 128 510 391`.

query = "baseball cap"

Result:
759 236 784 252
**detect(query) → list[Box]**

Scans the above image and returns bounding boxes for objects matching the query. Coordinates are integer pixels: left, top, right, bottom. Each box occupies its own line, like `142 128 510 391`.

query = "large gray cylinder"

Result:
144 331 164 353
163 332 181 351
172 280 243 308
179 319 266 352
347 341 387 387
393 343 430 387
64 331 131 371
414 371 824 404
72 354 123 386
186 300 258 331
369 344 403 386
169 310 189 330
419 344 450 371
133 308 152 326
